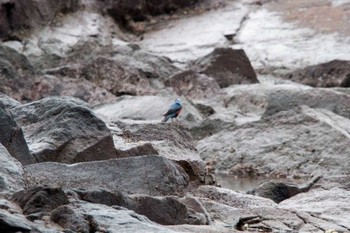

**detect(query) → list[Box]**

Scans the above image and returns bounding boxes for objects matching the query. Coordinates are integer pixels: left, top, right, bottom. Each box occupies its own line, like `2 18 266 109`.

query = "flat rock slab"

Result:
24 155 189 196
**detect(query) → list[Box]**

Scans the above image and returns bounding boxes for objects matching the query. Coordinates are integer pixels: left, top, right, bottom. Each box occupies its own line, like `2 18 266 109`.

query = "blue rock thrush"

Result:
162 99 182 122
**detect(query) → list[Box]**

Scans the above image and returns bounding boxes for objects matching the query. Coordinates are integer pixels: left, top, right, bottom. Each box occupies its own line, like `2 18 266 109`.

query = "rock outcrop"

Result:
11 97 115 163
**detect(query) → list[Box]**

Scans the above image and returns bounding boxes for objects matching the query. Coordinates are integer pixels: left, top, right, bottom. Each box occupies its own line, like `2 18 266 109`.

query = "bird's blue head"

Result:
175 99 181 105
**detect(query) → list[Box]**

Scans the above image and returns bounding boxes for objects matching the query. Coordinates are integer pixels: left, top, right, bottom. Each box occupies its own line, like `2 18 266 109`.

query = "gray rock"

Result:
24 155 189 196
12 186 69 216
192 48 259 88
94 95 204 127
51 201 179 233
165 70 221 100
264 88 350 119
285 59 350 87
0 105 34 165
0 144 25 194
0 0 80 40
280 188 350 230
0 92 21 109
12 96 115 163
72 189 209 225
198 105 350 176
246 176 322 203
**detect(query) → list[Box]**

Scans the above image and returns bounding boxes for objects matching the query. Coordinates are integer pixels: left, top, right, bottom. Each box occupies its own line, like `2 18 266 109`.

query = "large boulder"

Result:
0 104 34 165
198 105 350 177
24 155 189 196
192 48 259 88
12 97 115 163
285 60 350 87
0 0 80 40
0 144 25 194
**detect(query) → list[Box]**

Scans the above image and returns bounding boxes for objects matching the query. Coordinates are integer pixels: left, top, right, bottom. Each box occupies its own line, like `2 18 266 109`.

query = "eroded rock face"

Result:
198 105 350 177
12 97 115 163
192 48 259 88
0 0 80 40
24 155 189 196
285 60 350 87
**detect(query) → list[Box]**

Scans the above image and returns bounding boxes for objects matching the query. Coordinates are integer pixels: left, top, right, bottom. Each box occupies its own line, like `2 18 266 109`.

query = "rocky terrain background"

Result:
1 0 350 232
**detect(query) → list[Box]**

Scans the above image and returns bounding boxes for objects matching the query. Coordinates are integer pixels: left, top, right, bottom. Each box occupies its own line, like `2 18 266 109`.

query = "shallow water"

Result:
215 173 305 192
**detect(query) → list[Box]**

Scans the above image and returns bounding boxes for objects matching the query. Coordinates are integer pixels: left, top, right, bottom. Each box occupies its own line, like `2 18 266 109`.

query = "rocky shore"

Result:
1 0 350 232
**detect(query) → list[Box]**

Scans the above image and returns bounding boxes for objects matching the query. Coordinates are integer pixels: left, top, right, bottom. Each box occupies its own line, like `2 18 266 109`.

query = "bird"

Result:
162 99 182 122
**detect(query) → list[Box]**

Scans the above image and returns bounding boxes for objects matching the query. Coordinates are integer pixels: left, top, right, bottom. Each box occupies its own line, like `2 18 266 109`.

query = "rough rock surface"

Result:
192 48 259 88
285 59 350 87
0 105 34 165
12 97 115 163
12 186 69 216
165 70 221 100
24 155 189 196
264 88 350 119
198 105 350 177
0 0 80 40
50 201 179 233
0 144 25 194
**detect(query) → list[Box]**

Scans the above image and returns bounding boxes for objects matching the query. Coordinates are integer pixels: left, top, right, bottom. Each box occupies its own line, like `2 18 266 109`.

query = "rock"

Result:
192 48 259 88
264 88 350 119
0 45 35 102
191 185 276 209
0 92 21 109
0 210 32 233
22 75 117 106
246 176 322 203
94 95 204 127
198 105 350 176
189 118 235 140
50 201 179 233
72 189 208 225
165 70 221 100
0 104 34 165
105 0 199 32
0 0 80 40
127 195 208 225
24 155 189 196
0 144 25 194
280 188 350 230
12 97 115 163
12 186 69 216
81 56 156 96
285 60 350 87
